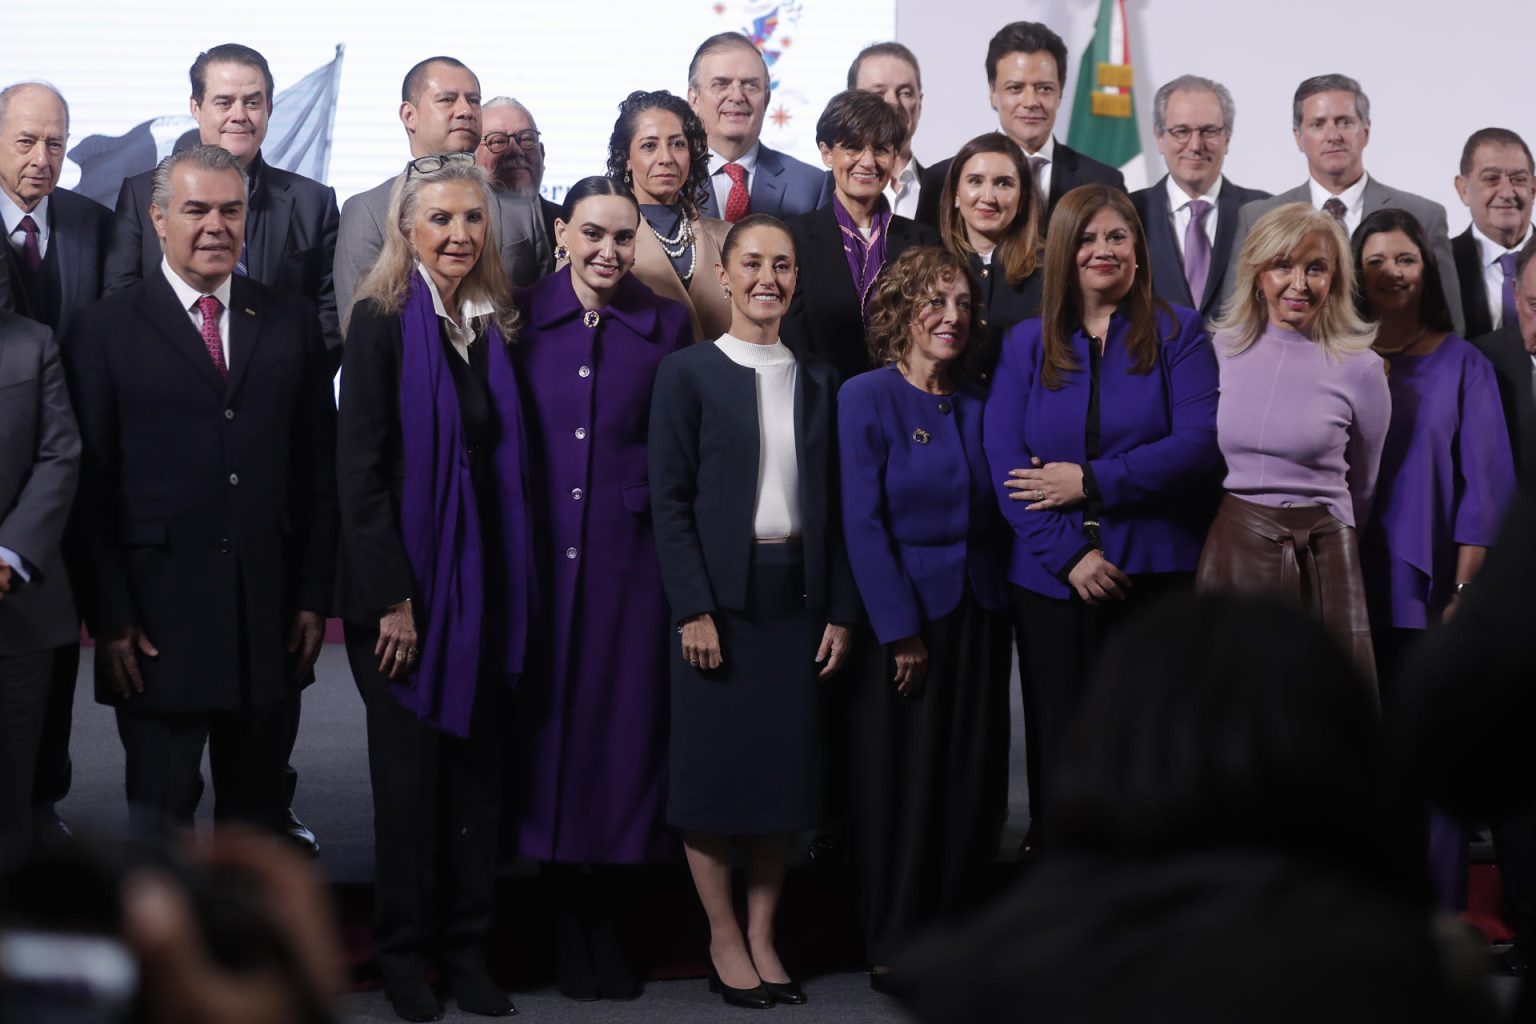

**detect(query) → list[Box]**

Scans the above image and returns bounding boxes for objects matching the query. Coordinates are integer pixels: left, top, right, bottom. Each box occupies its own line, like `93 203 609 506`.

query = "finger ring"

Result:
1036 489 1046 500
395 650 407 661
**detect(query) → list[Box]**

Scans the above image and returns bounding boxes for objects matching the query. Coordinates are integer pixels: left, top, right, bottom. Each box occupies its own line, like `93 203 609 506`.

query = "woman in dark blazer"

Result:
838 246 1013 988
337 156 530 1022
781 90 939 381
938 132 1044 376
649 214 858 1009
983 185 1222 844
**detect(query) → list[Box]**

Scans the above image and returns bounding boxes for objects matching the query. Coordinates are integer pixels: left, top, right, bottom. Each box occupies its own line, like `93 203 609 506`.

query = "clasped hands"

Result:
679 613 851 679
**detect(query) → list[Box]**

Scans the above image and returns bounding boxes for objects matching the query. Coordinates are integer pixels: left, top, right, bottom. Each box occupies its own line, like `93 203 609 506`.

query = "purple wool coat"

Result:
508 266 692 863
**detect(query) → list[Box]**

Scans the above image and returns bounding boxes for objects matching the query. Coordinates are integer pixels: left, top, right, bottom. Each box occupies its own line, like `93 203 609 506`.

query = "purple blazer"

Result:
983 305 1222 599
839 366 1009 643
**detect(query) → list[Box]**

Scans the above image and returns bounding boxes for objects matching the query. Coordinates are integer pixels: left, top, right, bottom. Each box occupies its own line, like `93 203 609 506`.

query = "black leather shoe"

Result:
555 912 599 1001
707 964 773 1009
383 978 442 1023
591 917 641 1001
284 808 319 856
32 809 73 848
448 969 516 1017
1499 943 1529 977
762 978 807 1005
869 969 896 995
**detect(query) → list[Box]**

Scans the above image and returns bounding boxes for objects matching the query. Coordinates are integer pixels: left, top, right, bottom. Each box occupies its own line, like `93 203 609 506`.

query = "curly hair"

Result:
605 89 711 221
865 246 976 368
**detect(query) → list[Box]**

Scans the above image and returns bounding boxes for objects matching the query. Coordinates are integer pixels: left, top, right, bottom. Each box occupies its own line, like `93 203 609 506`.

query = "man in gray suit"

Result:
0 309 79 860
1225 73 1464 335
335 56 547 324
687 32 830 222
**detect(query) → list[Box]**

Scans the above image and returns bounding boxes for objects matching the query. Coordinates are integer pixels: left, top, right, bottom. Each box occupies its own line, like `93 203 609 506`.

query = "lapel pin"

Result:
244 308 256 316
912 427 930 445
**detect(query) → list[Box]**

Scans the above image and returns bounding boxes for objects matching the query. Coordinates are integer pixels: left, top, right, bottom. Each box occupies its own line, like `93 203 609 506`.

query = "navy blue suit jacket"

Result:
983 306 1222 599
699 144 831 221
648 342 856 624
1131 175 1270 319
0 188 113 336
838 366 1008 643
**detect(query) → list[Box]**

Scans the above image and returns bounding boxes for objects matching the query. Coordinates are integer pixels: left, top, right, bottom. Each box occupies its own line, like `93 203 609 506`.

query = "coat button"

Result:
574 427 587 440
937 401 951 414
224 408 235 420
578 365 592 378
228 473 239 485
571 488 583 500
565 547 578 559
219 538 232 553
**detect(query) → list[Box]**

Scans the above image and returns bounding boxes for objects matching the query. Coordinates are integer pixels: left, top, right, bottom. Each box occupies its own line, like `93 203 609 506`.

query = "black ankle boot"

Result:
590 915 640 1001
555 910 600 1001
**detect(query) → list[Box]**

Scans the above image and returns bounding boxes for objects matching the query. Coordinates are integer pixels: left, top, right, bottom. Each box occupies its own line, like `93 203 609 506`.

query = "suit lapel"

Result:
252 177 293 284
813 205 859 318
752 148 786 217
224 278 263 399
1143 181 1193 308
1049 141 1078 210
48 201 80 319
1208 180 1247 311
140 271 225 392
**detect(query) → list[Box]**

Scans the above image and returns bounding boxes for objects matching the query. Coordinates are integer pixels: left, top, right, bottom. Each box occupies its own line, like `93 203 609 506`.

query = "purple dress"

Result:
509 267 692 863
1362 336 1515 630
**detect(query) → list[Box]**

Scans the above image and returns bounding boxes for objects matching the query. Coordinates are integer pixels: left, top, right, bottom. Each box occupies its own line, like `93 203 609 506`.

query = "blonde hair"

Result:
347 161 520 341
1212 202 1375 357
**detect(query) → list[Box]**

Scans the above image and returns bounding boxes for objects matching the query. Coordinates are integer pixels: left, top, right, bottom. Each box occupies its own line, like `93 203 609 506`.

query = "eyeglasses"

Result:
480 129 542 154
406 152 476 178
1164 125 1227 144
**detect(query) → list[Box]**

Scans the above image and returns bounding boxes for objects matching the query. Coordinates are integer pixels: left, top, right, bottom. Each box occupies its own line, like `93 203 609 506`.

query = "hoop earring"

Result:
554 244 569 262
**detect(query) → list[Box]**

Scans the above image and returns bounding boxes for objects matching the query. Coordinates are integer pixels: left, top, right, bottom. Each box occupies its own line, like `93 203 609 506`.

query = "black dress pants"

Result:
0 649 53 861
345 623 503 981
33 641 78 812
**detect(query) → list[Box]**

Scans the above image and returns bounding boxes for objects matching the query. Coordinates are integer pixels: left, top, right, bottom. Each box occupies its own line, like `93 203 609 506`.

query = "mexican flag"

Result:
1066 0 1147 189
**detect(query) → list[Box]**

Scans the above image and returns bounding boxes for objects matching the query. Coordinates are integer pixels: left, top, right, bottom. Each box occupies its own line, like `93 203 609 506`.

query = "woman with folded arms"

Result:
938 132 1044 375
650 214 857 1009
1197 202 1390 685
839 246 1012 989
983 185 1222 843
337 155 529 1022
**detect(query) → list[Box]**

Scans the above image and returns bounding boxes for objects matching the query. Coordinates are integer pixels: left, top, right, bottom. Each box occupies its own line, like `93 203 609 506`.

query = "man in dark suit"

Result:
687 32 831 222
335 56 547 321
1452 128 1533 341
0 81 112 846
849 42 925 219
64 145 336 835
477 96 560 273
1225 74 1464 335
1131 76 1268 319
915 21 1125 231
0 309 79 861
103 45 341 363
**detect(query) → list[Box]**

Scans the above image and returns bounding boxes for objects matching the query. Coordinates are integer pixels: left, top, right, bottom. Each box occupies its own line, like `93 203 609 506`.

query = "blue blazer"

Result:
699 144 831 221
839 366 1008 644
982 306 1222 599
648 341 857 623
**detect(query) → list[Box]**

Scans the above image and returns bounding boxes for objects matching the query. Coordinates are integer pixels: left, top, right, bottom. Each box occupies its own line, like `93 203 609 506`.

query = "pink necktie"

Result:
197 294 228 378
723 163 750 223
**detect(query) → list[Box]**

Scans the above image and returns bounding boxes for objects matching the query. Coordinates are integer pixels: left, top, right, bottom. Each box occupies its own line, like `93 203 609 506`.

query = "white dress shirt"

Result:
1471 222 1535 332
885 159 922 219
1308 171 1370 235
708 143 762 215
161 257 232 367
0 190 50 259
1165 173 1223 259
714 333 801 539
416 264 493 362
1023 135 1057 203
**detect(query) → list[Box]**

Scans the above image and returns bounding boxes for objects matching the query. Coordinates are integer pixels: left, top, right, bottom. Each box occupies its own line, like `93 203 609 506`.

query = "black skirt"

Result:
845 590 1013 963
667 541 826 834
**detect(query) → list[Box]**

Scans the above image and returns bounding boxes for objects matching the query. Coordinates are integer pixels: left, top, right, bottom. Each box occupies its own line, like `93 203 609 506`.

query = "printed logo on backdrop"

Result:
66 46 345 207
711 0 813 154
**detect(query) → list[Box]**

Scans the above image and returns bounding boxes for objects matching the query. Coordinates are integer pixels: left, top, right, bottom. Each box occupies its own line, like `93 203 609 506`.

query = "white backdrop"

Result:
898 0 1528 236
1 0 893 205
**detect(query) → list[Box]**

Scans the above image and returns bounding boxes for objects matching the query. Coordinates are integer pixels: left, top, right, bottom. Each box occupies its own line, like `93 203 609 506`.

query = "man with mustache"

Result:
1132 76 1268 321
1453 128 1534 340
476 96 559 273
64 145 337 839
1224 73 1464 335
335 56 548 321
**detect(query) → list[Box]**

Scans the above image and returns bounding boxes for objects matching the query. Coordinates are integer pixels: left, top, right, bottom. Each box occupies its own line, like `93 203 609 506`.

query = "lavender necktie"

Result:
1498 251 1519 330
1183 199 1212 304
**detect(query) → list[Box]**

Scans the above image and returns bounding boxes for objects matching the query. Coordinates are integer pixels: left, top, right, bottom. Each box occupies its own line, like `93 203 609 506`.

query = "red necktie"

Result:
17 215 42 271
197 295 228 378
723 163 750 223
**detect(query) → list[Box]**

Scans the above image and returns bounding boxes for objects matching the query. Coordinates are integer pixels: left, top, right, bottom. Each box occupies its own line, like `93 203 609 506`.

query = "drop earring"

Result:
555 244 569 262
623 167 632 185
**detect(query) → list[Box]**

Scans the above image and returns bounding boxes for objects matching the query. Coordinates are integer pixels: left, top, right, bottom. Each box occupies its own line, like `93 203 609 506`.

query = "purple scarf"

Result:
833 194 892 324
395 272 531 738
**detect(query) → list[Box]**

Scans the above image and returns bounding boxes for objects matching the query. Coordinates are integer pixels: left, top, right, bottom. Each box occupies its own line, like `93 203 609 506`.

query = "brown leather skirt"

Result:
1196 494 1377 690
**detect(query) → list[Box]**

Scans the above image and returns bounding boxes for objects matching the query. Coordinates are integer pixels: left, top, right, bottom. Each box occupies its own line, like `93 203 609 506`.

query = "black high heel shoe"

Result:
707 963 774 1009
761 978 807 1005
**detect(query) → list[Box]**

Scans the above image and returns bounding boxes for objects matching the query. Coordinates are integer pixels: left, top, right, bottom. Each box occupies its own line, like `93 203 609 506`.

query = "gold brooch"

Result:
912 428 930 445
582 310 601 329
